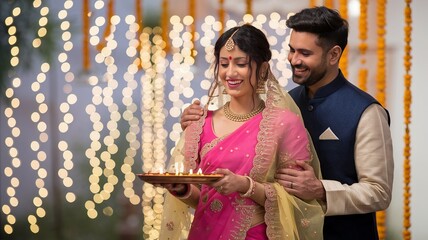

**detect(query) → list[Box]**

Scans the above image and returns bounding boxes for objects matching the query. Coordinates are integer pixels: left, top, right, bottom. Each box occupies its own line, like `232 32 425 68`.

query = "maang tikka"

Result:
225 28 239 51
223 28 240 95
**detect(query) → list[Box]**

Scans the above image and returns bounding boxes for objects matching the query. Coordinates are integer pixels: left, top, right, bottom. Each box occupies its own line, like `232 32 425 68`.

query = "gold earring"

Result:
256 80 266 94
256 71 267 94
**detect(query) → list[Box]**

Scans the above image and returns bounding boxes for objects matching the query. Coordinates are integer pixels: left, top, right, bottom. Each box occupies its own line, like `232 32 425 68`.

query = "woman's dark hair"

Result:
208 24 271 104
286 6 348 52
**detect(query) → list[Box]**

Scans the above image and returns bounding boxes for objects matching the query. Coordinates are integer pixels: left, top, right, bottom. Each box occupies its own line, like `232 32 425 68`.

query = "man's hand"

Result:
275 160 326 201
180 100 204 130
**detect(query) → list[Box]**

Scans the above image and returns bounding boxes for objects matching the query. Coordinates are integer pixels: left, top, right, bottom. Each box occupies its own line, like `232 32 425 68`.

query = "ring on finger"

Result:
290 182 293 189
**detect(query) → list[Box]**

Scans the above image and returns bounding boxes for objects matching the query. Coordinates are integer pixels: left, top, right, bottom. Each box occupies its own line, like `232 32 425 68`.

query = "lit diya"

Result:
137 163 223 184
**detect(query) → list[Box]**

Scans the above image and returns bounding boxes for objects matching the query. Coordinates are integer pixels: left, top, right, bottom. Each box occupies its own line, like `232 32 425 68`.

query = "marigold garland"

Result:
189 0 196 58
324 0 334 8
358 0 368 91
246 0 252 15
161 0 170 52
375 0 387 107
309 0 316 7
218 0 225 35
83 0 90 71
134 0 143 68
375 0 387 238
338 0 348 78
96 0 114 51
402 1 412 240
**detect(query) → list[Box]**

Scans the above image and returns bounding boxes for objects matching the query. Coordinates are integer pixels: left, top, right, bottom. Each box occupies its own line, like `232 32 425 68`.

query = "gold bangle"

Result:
240 176 255 198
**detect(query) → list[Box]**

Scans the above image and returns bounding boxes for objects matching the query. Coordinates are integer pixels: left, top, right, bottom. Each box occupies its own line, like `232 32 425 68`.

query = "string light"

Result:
138 26 169 239
86 1 122 219
56 0 79 209
85 0 106 220
2 3 22 236
123 14 143 206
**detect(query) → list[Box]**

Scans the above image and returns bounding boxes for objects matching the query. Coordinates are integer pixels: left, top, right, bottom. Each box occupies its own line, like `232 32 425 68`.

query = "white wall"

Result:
385 0 428 239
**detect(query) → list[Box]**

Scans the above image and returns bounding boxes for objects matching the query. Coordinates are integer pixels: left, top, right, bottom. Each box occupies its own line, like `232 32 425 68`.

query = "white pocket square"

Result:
319 127 339 140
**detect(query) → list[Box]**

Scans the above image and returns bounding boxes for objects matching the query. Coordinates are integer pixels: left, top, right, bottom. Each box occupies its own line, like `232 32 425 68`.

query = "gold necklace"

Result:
223 101 265 122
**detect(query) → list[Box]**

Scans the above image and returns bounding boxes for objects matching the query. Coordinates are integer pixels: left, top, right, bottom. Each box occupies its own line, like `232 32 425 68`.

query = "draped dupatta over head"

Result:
159 69 324 240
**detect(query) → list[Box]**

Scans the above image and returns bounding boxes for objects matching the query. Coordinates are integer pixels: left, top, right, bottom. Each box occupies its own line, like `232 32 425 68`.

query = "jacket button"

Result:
307 105 314 111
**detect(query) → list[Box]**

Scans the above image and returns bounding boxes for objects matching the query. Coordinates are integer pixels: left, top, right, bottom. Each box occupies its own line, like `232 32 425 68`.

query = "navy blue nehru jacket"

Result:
289 70 389 240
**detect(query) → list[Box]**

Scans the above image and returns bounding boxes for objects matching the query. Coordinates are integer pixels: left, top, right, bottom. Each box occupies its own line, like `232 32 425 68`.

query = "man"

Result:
180 6 393 240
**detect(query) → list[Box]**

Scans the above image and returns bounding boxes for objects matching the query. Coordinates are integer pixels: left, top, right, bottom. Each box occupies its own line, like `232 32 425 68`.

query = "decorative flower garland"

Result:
189 0 196 58
358 0 368 91
375 0 387 238
83 0 90 71
246 0 252 15
161 0 170 52
338 0 348 77
134 0 143 69
96 0 114 51
324 0 334 8
402 1 412 240
218 0 225 35
376 0 386 107
309 0 316 7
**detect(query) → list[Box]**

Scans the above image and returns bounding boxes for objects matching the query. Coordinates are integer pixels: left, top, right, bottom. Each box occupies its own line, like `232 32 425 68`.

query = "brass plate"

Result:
136 173 223 184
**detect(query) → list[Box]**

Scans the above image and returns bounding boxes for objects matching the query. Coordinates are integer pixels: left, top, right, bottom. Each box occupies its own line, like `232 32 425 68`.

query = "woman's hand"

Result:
157 183 189 196
180 100 204 130
211 169 250 195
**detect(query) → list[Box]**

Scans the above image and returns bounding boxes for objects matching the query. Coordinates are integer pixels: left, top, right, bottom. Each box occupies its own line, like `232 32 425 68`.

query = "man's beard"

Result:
291 63 328 87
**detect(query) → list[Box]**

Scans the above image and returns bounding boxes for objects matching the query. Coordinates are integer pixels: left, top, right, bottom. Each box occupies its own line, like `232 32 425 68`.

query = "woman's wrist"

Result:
240 176 256 198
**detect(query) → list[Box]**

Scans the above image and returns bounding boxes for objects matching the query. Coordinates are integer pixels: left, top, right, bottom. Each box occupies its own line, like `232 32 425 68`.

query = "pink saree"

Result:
187 111 265 239
160 71 324 240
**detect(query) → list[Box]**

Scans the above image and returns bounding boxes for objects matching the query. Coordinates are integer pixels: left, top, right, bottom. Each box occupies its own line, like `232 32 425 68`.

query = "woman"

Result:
160 24 324 240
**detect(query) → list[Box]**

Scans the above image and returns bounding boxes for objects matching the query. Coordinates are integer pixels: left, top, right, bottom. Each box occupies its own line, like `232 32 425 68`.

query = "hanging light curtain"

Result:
402 1 413 240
